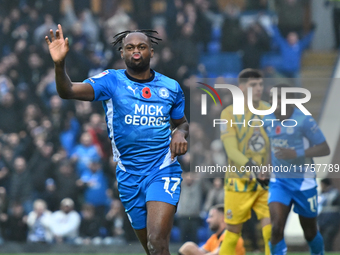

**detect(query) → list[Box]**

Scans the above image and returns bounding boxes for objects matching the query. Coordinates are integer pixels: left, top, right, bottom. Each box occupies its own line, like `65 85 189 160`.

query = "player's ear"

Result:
120 48 123 59
238 83 245 90
150 47 154 58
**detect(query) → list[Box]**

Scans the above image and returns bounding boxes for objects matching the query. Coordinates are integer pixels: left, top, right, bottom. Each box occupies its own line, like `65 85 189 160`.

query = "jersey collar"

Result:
124 69 155 83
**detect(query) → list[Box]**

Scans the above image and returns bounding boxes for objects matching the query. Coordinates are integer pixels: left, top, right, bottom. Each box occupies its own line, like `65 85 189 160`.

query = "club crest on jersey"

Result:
158 87 169 99
286 127 294 134
226 209 233 219
142 87 152 99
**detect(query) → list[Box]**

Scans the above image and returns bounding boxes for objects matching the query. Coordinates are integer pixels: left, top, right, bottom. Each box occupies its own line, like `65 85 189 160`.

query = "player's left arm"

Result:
303 116 330 157
170 116 189 160
205 249 219 255
304 141 330 157
170 82 188 160
275 116 330 159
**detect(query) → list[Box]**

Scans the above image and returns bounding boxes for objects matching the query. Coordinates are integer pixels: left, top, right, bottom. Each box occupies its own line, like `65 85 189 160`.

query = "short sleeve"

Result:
302 116 326 146
83 70 116 101
170 82 185 120
202 236 213 252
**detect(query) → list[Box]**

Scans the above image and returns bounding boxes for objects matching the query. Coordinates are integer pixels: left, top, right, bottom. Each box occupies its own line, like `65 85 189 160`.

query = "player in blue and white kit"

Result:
45 25 189 255
263 84 330 255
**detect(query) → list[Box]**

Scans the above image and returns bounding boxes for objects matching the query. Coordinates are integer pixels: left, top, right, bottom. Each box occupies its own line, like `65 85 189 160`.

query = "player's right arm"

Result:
45 24 94 101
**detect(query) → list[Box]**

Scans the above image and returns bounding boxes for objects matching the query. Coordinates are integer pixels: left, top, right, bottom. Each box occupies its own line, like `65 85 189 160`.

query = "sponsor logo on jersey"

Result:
127 86 138 95
124 104 166 126
271 138 288 148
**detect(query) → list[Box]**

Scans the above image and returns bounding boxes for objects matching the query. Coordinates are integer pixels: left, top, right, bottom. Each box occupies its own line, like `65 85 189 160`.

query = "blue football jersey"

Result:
263 108 326 190
83 69 185 175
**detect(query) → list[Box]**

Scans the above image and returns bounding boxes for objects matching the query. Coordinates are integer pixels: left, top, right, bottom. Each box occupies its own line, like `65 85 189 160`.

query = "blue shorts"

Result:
269 180 318 218
116 163 182 230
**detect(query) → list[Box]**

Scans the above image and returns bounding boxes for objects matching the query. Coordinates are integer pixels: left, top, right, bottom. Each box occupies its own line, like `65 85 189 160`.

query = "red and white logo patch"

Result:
91 70 109 79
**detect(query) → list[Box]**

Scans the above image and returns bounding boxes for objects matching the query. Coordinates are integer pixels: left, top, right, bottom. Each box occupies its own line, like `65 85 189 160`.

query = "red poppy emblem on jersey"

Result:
275 126 281 134
142 87 151 99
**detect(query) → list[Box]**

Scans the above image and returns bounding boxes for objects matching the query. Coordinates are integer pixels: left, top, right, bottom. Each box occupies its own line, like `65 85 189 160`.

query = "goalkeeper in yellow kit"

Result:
219 69 271 255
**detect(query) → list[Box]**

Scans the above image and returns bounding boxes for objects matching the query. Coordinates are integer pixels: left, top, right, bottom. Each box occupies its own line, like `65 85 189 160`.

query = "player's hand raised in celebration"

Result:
170 130 188 161
45 24 69 64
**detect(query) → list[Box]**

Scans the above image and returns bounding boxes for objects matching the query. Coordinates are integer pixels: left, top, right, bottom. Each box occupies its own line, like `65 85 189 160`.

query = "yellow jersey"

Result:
220 101 270 192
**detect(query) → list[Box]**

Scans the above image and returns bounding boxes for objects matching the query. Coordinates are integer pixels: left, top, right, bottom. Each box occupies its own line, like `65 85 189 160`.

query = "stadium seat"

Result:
170 226 181 243
207 41 221 53
260 52 282 70
211 26 222 41
200 52 243 76
207 26 222 53
197 226 211 244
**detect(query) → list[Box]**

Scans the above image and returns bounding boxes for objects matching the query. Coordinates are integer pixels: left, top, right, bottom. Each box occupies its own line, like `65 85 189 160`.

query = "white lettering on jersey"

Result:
271 138 289 148
127 104 166 126
135 105 144 114
156 106 163 116
149 105 155 115
134 104 163 116
125 115 166 126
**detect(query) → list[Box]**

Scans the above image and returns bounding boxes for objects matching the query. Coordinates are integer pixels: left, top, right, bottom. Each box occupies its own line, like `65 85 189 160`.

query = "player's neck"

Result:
276 106 294 121
216 226 226 237
245 100 260 109
126 67 152 80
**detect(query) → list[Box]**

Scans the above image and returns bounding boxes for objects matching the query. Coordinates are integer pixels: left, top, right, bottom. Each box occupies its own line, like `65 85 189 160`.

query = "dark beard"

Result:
125 57 150 73
210 224 219 233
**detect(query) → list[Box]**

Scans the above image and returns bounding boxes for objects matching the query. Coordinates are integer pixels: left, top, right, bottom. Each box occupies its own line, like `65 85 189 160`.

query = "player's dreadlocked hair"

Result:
111 30 162 51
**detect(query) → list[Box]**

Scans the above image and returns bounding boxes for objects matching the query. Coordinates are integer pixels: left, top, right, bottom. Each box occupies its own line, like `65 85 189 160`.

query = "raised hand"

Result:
45 24 69 64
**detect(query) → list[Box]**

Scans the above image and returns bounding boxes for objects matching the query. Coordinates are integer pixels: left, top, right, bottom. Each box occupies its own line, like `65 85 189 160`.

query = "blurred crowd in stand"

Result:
0 0 339 251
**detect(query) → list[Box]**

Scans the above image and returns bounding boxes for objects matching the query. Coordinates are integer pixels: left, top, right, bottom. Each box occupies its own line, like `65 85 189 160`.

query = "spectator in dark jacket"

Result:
9 157 33 214
51 160 80 210
221 5 243 52
27 142 55 199
75 203 102 245
3 202 28 242
242 23 271 69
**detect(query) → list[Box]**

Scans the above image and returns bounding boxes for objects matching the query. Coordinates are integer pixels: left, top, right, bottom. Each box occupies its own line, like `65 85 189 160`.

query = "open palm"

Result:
45 24 69 63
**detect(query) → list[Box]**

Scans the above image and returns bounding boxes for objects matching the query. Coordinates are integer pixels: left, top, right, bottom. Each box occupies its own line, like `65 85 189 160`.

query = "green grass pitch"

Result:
1 253 340 255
